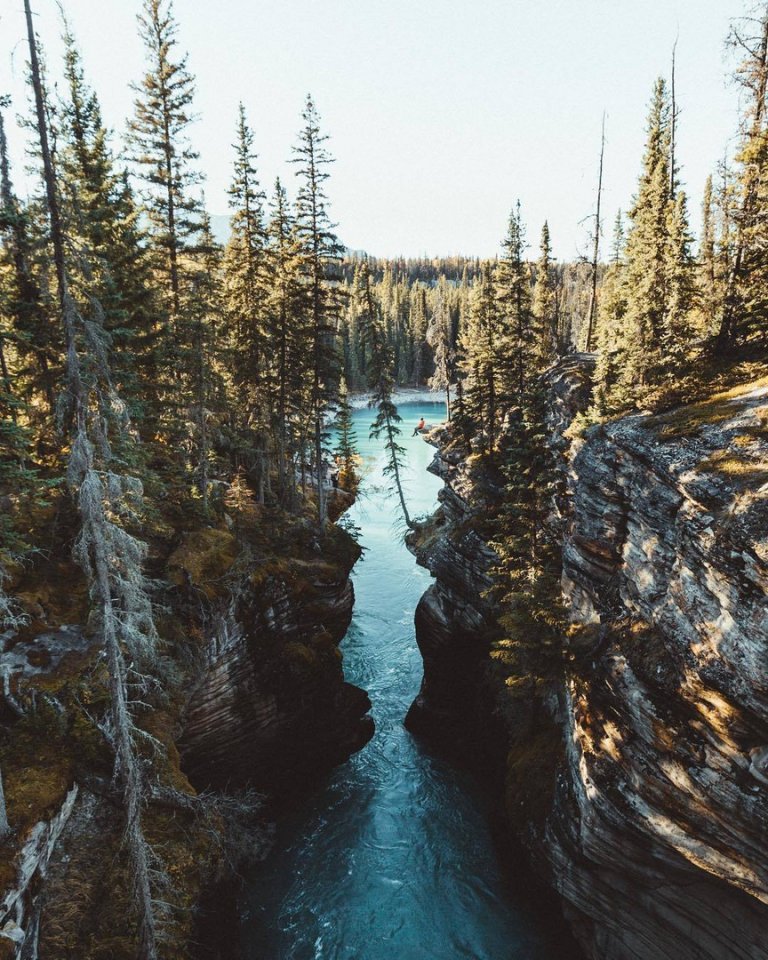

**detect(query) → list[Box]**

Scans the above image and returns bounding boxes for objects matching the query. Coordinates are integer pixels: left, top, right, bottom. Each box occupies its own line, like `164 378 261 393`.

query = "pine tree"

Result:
223 105 270 492
428 287 456 419
129 0 201 328
533 221 557 362
291 95 343 528
720 8 768 344
594 214 629 413
610 209 625 265
496 201 538 405
59 23 157 416
698 175 719 334
408 285 430 384
623 78 673 381
0 103 37 537
491 386 566 727
665 189 696 364
356 258 412 527
596 78 693 410
0 98 58 417
189 210 225 511
461 262 500 449
334 377 359 492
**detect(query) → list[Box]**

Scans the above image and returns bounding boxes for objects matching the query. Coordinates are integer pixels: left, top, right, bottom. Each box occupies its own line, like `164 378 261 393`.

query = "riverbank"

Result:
348 386 443 410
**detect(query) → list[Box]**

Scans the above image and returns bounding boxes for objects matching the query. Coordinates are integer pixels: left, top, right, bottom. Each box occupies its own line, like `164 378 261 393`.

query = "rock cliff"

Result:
408 357 768 960
178 546 373 795
0 514 372 959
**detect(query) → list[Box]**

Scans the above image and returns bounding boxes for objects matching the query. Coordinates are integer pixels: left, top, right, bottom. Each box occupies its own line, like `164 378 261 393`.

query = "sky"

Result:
0 0 750 260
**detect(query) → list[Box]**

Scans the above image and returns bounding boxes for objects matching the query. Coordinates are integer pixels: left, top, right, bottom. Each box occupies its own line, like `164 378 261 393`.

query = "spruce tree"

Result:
428 287 456 419
129 0 201 328
461 262 500 449
491 386 566 725
533 221 557 361
496 201 538 405
223 105 270 492
291 95 342 529
720 8 768 344
699 175 719 335
0 98 58 416
190 210 225 511
334 377 359 492
594 215 629 413
355 258 411 527
596 78 694 410
264 178 306 507
59 23 157 415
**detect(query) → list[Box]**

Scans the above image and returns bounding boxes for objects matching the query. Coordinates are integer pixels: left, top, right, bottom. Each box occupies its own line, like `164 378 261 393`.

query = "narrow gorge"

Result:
2 2 768 955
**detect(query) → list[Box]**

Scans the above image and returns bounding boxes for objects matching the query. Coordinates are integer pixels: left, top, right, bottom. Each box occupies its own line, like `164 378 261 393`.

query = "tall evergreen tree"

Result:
129 0 201 328
366 302 412 531
264 178 305 506
428 287 456 420
334 376 359 492
59 22 157 413
496 201 538 404
699 175 720 335
223 105 270 491
461 262 501 449
533 221 557 361
719 7 768 344
291 95 342 528
596 78 693 410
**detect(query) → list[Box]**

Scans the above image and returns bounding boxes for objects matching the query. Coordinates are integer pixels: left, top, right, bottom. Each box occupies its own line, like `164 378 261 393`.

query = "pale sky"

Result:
0 0 749 260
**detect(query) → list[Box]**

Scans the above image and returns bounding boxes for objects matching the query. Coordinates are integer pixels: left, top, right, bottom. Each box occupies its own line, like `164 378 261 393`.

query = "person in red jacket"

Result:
412 416 426 437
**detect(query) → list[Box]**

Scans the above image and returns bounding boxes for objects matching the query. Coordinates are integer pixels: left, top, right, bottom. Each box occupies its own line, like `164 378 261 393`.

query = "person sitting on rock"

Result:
412 416 426 437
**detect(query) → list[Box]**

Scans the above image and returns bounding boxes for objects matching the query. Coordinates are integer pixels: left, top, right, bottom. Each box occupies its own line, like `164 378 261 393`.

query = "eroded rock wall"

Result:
409 356 768 960
179 567 373 795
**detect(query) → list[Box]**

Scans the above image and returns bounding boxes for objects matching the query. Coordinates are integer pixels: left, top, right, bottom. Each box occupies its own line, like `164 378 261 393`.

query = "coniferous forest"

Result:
1 2 768 960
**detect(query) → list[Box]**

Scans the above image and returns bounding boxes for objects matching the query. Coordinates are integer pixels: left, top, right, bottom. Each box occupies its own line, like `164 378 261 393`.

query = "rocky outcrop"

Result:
0 518 372 959
179 564 373 795
552 380 768 960
405 430 504 765
409 357 768 960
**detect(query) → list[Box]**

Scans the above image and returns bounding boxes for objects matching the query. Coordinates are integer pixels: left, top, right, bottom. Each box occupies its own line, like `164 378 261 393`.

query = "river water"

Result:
241 400 574 959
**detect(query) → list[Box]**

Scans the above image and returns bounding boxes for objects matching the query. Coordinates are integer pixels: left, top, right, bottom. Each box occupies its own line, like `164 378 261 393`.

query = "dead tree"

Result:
584 113 606 352
24 3 161 956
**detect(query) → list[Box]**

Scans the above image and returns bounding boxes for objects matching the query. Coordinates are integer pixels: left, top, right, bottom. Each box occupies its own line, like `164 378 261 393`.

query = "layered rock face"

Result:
410 358 768 960
0 521 372 958
555 381 768 960
405 429 505 765
179 564 373 795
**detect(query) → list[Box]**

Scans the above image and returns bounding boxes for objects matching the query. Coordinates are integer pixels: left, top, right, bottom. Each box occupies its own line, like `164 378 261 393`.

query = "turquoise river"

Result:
241 400 579 959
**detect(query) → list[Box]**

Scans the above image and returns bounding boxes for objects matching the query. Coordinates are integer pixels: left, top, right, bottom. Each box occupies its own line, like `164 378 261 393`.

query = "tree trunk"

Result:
315 415 326 528
24 0 67 318
0 765 9 838
386 416 412 529
585 114 606 352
